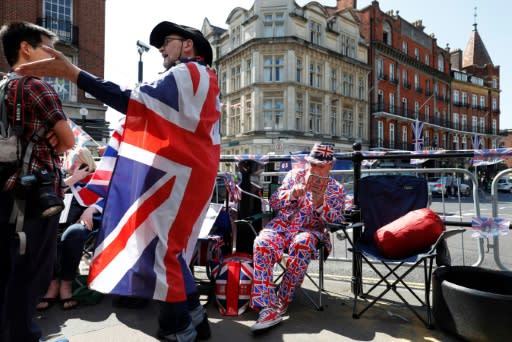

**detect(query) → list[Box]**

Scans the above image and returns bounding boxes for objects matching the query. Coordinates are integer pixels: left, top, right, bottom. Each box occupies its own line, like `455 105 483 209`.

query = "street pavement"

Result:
38 268 460 342
38 194 512 341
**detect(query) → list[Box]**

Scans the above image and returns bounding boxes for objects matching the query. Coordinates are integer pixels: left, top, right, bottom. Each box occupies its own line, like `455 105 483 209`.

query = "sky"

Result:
104 0 511 129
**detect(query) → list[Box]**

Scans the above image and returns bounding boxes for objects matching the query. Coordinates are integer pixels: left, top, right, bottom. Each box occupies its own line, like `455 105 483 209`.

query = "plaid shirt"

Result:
3 74 67 197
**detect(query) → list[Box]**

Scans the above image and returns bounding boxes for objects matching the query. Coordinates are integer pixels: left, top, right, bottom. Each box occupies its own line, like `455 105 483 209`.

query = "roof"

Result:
463 25 493 67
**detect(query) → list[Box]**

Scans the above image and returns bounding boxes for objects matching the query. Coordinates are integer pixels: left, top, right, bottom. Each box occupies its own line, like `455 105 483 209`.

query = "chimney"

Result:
337 0 357 10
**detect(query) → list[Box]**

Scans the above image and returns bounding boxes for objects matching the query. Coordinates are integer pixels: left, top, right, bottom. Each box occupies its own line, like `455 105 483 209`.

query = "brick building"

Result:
337 0 452 151
0 0 109 144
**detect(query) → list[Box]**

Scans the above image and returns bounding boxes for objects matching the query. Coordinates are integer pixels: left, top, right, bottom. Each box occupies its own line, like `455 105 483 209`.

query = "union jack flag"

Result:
472 133 481 150
68 119 95 147
471 216 510 238
223 172 241 203
70 118 125 212
412 119 424 151
87 62 221 303
471 148 512 166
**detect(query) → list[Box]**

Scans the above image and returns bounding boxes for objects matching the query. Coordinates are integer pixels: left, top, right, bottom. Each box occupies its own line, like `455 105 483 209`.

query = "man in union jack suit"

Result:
18 21 220 342
250 143 347 332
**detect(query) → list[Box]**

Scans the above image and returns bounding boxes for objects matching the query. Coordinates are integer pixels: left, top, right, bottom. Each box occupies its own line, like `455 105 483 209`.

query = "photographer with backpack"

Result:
0 22 74 342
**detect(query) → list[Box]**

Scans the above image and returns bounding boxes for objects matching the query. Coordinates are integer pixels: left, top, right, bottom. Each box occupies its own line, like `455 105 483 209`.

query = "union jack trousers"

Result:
250 168 346 310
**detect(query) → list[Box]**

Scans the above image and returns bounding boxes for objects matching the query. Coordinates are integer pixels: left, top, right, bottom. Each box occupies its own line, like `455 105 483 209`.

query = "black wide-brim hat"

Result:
149 21 213 66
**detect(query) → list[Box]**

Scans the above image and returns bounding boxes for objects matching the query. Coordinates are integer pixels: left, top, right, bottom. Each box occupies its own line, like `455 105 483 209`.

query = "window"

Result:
389 63 395 82
402 41 408 54
342 72 353 97
264 56 284 82
425 105 430 122
437 54 444 72
358 111 364 138
492 119 497 135
230 64 241 91
389 93 395 113
45 76 75 103
231 26 241 47
263 92 284 130
425 54 430 66
425 79 430 95
453 90 460 104
402 97 408 115
296 93 303 130
309 97 322 133
472 94 478 108
472 116 478 132
296 58 303 83
263 12 285 37
383 21 392 45
461 114 467 131
229 99 241 135
414 74 420 90
461 92 468 106
402 69 409 88
414 48 420 60
330 69 337 92
402 126 408 149
377 121 384 147
492 97 497 111
330 102 338 136
221 72 227 93
43 0 73 43
358 76 365 100
341 34 356 58
342 107 353 137
377 59 384 79
479 117 485 132
309 21 322 44
453 113 459 130
389 123 395 147
309 63 322 88
453 135 459 150
479 95 485 109
492 79 498 89
245 59 252 85
425 131 430 147
244 96 252 132
414 101 419 117
44 55 76 102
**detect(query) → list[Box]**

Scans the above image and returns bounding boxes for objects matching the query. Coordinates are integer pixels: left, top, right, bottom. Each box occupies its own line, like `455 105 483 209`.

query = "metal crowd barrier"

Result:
215 146 512 290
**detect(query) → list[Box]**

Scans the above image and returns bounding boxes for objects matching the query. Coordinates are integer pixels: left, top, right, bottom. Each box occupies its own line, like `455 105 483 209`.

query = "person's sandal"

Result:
36 297 58 311
60 297 79 310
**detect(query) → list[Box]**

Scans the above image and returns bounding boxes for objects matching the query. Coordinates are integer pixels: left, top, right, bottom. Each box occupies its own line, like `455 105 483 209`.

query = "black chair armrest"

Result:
327 222 363 233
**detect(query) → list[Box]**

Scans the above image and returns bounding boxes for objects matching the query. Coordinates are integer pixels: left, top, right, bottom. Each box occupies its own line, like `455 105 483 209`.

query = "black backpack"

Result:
0 74 27 187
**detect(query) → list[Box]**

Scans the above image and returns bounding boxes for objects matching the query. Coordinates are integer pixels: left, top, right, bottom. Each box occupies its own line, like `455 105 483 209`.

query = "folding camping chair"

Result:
329 174 464 328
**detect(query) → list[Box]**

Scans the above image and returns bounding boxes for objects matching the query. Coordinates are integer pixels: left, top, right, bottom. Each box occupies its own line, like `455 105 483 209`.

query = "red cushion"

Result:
373 208 444 259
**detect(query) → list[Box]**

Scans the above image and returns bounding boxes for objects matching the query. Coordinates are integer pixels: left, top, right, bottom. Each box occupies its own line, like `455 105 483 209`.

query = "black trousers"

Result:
0 191 59 342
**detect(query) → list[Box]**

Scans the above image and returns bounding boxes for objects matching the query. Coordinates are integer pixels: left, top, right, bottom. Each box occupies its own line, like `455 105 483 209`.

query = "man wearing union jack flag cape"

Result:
17 21 220 342
249 143 347 332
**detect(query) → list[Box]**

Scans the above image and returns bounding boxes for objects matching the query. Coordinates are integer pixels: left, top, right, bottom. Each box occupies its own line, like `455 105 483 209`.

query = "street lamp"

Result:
136 40 150 84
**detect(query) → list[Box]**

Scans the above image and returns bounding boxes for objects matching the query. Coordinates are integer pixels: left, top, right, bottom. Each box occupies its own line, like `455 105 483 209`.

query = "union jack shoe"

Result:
250 307 283 332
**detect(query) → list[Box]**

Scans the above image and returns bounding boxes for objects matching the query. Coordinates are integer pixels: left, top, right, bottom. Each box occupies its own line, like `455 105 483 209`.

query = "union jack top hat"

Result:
305 143 335 164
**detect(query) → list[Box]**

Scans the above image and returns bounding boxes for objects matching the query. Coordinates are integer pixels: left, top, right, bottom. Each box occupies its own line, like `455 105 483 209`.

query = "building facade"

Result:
349 1 452 151
1 0 109 145
207 0 503 162
203 0 371 157
449 23 501 150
